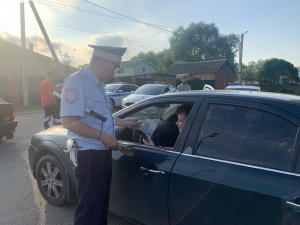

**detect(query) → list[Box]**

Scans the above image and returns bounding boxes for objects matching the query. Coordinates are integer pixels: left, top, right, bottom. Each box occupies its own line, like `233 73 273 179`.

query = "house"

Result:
113 59 177 86
0 38 52 104
166 59 235 90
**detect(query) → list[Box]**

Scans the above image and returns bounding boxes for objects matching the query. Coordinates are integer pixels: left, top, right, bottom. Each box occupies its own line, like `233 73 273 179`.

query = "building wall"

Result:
183 73 234 90
116 61 157 77
116 66 134 77
133 61 157 75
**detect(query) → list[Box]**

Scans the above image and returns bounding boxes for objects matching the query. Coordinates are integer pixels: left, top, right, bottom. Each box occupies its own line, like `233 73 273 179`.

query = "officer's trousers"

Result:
74 149 112 225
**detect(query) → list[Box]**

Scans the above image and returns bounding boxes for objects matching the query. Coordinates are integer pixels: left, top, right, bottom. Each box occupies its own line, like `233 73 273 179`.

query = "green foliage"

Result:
258 58 299 92
241 60 266 82
170 22 240 68
131 22 240 73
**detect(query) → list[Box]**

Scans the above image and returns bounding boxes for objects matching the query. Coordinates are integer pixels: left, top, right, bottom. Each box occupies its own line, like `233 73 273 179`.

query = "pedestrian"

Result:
40 70 61 129
53 71 65 112
60 45 140 225
176 76 191 92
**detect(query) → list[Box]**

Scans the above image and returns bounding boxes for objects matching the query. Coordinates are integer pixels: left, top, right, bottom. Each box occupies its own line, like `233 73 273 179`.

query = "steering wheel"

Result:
133 129 160 146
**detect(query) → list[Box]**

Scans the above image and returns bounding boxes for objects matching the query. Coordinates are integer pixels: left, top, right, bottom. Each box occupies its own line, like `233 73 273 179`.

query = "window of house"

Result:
195 104 297 171
143 67 146 72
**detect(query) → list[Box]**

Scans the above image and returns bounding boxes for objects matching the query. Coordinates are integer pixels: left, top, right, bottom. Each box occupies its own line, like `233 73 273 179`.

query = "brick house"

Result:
113 59 177 86
166 59 235 90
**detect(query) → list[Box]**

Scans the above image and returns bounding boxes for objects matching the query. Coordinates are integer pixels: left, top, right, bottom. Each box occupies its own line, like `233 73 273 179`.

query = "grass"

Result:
13 104 43 113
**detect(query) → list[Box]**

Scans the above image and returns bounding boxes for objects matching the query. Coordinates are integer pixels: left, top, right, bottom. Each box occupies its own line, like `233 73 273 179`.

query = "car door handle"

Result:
140 167 165 176
286 201 300 212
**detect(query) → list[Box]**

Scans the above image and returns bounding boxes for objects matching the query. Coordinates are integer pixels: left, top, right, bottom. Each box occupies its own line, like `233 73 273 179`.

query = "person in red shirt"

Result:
40 70 61 129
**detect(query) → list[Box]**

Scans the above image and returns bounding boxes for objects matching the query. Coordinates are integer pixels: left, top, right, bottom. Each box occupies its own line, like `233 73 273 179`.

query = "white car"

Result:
225 83 261 92
122 83 176 108
105 83 139 109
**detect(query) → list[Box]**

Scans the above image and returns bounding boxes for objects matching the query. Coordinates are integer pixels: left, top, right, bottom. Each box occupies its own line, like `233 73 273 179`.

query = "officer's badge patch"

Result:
65 88 76 104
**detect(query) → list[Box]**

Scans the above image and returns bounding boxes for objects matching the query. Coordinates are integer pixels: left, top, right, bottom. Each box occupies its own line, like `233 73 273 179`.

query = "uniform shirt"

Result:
61 66 115 150
40 79 54 106
176 83 191 92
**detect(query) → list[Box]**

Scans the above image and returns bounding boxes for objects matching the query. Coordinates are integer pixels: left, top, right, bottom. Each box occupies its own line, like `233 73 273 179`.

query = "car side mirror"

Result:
131 91 135 94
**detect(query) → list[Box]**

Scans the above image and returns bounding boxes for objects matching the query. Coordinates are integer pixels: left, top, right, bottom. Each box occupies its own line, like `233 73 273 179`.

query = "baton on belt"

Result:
54 91 107 122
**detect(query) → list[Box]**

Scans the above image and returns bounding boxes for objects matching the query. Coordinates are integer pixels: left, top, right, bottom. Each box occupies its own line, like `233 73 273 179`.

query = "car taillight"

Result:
0 113 14 122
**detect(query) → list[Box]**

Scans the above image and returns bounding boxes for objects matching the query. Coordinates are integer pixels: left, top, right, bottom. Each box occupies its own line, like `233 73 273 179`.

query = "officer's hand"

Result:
127 121 140 130
101 132 122 150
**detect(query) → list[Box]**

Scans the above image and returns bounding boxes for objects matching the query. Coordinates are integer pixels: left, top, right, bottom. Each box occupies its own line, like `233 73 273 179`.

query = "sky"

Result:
0 0 299 68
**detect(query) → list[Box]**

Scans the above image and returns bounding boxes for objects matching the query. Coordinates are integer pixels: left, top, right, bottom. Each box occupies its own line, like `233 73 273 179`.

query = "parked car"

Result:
28 91 300 225
122 83 176 108
225 82 261 91
0 97 18 140
203 84 215 90
105 83 139 109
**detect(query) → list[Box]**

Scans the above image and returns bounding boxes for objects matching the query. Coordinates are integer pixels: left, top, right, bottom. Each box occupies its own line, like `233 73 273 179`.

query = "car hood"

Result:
32 126 68 150
124 94 154 103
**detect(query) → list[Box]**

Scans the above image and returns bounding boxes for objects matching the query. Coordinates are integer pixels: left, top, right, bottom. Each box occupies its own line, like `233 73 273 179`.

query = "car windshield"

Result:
134 85 164 95
105 84 121 92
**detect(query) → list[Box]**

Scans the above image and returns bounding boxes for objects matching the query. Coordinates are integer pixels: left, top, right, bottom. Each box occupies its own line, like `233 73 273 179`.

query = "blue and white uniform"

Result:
61 66 115 150
61 66 115 225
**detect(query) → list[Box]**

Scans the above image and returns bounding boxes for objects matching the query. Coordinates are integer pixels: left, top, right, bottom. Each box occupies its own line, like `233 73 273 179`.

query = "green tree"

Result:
241 60 267 82
258 58 299 92
169 22 240 68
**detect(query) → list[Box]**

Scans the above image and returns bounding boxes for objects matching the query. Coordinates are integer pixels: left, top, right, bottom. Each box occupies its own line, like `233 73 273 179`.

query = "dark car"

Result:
28 91 300 225
0 97 18 140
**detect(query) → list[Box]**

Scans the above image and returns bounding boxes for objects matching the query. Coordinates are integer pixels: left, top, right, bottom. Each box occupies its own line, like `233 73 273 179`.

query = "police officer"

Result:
60 45 140 225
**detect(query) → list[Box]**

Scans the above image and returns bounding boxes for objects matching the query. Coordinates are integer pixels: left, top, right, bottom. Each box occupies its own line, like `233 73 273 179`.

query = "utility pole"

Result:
28 0 65 78
20 0 28 106
238 31 248 83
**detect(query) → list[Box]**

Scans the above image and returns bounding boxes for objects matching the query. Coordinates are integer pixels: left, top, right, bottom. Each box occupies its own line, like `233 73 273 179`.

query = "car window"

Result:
169 86 176 92
134 85 164 95
116 103 193 149
195 104 298 171
164 87 170 93
128 85 138 92
105 84 120 92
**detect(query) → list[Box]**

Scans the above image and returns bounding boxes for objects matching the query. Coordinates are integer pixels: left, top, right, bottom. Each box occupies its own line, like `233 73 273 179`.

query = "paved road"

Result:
0 109 133 225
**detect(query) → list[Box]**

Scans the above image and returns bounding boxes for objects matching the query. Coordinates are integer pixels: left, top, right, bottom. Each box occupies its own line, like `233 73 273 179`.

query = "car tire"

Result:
36 154 68 206
109 98 115 110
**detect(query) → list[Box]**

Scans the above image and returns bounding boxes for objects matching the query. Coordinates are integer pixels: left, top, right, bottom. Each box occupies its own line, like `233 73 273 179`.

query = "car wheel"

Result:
109 98 115 110
36 154 68 206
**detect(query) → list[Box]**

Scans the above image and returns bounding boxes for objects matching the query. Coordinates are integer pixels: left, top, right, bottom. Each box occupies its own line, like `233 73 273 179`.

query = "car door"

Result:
109 99 200 225
169 98 300 225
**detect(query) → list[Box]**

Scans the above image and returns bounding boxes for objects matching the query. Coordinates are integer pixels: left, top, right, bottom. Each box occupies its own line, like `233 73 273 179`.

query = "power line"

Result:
35 0 176 32
26 17 167 47
82 0 174 34
244 36 300 61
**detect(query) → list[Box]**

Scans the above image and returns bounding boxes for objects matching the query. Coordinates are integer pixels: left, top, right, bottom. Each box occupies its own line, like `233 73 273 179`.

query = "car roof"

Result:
137 90 300 118
106 83 137 86
226 85 260 89
140 84 173 87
